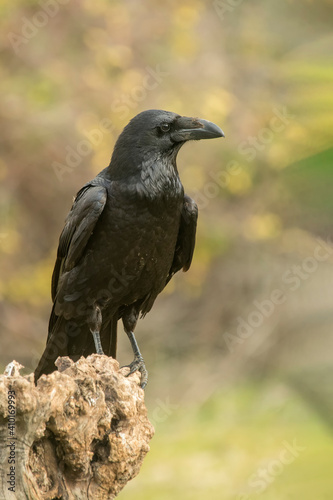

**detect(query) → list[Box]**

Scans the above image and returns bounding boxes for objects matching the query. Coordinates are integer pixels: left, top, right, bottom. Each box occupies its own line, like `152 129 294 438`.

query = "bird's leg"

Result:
123 329 148 389
122 309 148 388
89 305 104 355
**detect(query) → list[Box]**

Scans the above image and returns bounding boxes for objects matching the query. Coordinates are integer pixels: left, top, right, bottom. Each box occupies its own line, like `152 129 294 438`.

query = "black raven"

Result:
35 110 224 387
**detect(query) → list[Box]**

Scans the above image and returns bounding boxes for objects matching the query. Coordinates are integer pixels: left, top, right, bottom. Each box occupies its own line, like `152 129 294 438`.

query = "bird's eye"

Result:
160 123 170 133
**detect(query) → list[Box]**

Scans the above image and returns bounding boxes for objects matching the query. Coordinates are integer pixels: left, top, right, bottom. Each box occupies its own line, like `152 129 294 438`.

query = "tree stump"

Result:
0 355 154 500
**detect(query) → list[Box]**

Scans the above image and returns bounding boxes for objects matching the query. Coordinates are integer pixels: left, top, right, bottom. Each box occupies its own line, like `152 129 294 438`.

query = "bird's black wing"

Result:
51 183 107 302
36 183 108 377
166 194 198 284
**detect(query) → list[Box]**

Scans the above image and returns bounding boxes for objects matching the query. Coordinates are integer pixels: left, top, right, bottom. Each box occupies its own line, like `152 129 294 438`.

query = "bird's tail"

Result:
34 315 69 382
102 312 118 358
35 308 118 383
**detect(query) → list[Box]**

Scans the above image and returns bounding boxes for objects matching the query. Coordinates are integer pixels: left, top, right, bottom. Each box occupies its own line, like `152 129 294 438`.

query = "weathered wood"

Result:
0 356 154 500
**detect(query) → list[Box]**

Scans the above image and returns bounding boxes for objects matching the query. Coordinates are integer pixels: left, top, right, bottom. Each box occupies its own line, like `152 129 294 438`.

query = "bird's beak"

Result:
171 116 225 142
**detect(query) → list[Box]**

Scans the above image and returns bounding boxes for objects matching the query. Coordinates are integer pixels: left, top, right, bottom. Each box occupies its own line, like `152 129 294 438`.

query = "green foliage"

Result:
120 380 333 500
274 148 333 236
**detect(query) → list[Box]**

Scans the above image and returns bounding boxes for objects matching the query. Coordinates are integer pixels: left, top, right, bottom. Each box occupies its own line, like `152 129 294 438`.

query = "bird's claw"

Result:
122 356 148 389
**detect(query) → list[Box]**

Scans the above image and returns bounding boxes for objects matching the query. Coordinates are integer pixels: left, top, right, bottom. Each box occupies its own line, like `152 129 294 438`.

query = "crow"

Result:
35 110 224 387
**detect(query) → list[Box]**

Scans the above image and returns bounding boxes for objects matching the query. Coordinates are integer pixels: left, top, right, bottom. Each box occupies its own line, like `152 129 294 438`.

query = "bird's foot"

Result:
91 330 104 355
122 355 148 389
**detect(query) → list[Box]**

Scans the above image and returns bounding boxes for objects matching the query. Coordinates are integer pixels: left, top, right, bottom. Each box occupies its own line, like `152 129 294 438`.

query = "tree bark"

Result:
0 355 154 500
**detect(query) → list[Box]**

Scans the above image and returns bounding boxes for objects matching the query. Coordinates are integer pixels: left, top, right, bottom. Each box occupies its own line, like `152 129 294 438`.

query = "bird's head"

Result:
110 110 224 173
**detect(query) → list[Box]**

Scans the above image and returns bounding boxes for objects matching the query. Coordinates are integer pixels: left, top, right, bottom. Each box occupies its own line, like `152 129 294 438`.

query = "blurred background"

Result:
1 0 333 498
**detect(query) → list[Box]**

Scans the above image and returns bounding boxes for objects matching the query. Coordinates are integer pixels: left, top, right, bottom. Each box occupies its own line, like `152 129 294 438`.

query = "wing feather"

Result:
51 184 107 301
166 194 198 284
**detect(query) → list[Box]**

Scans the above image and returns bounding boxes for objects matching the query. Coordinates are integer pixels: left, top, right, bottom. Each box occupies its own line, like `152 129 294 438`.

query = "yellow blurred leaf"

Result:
227 168 252 195
244 213 282 240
